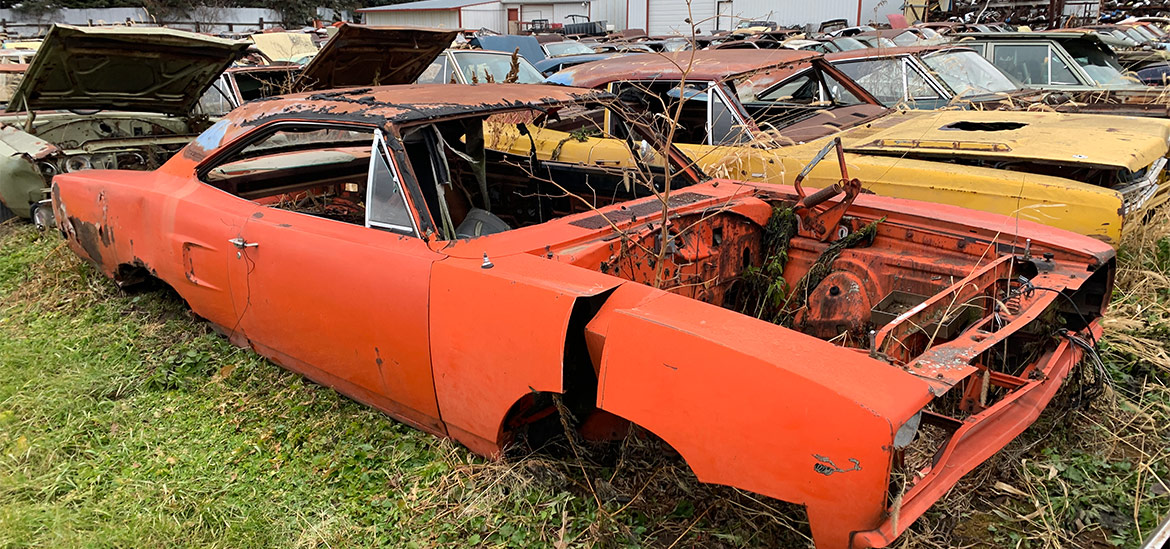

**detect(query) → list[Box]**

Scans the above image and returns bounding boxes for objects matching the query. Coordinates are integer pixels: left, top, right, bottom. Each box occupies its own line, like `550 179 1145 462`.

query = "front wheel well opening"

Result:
498 391 634 460
498 401 814 546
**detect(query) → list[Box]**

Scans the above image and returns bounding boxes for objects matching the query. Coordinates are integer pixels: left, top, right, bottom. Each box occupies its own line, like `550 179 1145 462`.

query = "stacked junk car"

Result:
1 3 1169 548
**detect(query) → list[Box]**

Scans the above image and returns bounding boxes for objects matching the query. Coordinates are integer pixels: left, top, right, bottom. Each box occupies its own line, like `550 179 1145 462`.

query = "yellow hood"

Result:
841 109 1170 172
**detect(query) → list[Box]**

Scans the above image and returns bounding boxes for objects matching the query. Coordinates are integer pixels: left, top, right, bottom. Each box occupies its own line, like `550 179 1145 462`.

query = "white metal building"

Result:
602 0 905 34
360 0 902 35
359 0 594 33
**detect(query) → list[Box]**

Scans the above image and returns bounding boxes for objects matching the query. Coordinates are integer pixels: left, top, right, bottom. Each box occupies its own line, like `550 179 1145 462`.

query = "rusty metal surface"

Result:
52 85 1117 549
295 24 459 91
547 50 819 88
824 44 974 61
182 83 612 163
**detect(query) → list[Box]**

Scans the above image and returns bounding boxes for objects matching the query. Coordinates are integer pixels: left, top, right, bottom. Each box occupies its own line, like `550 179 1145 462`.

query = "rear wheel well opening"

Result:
114 262 155 291
113 262 178 298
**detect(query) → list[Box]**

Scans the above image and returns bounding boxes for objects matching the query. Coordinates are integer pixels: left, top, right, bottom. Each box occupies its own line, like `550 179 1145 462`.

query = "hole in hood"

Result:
940 121 1027 132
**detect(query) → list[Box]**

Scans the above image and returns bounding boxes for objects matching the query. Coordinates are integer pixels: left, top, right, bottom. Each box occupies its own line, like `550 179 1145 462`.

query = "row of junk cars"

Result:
2 17 1170 548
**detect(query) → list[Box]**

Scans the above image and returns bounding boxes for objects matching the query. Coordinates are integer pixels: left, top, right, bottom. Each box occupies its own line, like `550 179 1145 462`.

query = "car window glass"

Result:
367 130 417 235
892 31 918 46
416 55 452 84
544 41 596 56
1046 46 1078 85
756 73 821 104
992 44 1074 85
823 70 863 105
835 59 904 105
709 86 749 145
923 50 1019 97
455 52 545 84
196 79 234 117
904 64 941 101
1060 39 1132 86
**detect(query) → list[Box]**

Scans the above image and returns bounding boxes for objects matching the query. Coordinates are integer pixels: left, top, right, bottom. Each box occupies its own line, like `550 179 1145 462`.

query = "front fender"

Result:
586 286 935 549
428 252 621 456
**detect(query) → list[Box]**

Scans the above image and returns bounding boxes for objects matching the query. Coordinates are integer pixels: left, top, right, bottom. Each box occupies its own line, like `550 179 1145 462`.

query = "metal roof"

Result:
183 83 612 161
546 50 819 88
358 0 493 13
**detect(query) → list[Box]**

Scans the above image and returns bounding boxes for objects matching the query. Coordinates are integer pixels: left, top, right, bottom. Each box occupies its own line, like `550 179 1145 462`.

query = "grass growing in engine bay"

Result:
0 214 1166 548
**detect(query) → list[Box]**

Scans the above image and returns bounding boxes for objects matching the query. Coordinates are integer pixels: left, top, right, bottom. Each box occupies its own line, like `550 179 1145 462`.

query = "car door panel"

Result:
236 211 444 434
230 132 445 434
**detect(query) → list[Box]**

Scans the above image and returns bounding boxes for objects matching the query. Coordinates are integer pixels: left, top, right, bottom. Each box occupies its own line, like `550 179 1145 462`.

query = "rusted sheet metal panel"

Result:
180 83 612 164
296 24 459 91
549 50 819 88
237 207 447 435
10 24 248 115
853 323 1101 547
588 286 931 549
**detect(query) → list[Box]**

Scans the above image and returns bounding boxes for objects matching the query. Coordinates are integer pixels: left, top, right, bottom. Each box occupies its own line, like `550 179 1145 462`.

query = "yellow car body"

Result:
489 120 1133 244
538 51 1170 246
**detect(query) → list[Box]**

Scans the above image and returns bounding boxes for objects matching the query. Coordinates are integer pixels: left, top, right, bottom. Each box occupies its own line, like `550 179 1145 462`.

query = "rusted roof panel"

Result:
824 44 976 61
548 50 819 87
189 83 611 159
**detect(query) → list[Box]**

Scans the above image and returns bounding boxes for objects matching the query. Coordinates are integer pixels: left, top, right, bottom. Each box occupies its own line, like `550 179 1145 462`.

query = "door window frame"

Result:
193 120 431 239
986 41 1088 86
366 128 421 236
706 82 754 145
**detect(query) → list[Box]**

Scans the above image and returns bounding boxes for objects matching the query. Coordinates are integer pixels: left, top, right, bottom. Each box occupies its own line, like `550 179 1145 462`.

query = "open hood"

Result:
296 24 458 91
8 25 248 115
843 109 1170 172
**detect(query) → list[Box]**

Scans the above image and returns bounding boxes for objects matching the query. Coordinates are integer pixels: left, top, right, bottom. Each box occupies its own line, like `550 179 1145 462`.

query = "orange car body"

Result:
52 84 1113 548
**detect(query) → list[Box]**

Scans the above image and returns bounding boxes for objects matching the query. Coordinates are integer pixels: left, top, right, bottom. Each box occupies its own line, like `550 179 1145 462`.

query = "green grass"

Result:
0 221 1167 548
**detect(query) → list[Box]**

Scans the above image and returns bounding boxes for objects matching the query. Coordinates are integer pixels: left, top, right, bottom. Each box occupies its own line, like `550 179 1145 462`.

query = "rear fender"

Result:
52 173 157 282
586 286 935 548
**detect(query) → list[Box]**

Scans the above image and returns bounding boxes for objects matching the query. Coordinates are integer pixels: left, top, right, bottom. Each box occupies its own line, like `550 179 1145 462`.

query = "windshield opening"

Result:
731 66 882 142
834 57 942 106
1130 26 1157 41
736 66 864 108
453 52 545 84
892 31 919 46
922 50 1019 97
